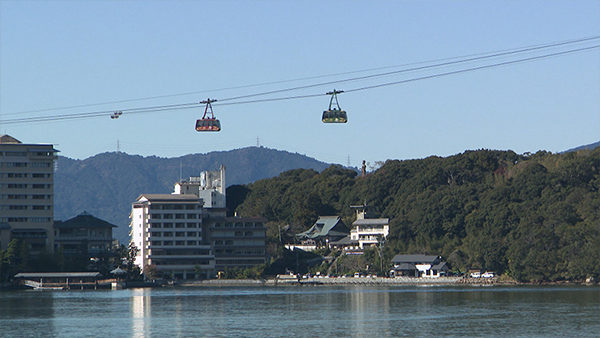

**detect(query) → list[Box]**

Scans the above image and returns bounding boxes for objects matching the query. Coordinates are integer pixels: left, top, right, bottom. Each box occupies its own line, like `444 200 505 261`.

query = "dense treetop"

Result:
231 148 600 282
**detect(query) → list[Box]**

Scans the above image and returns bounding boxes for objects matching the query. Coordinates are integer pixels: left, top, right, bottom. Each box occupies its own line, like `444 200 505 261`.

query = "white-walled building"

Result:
131 165 266 278
0 135 58 253
349 204 389 249
130 194 214 279
174 165 226 208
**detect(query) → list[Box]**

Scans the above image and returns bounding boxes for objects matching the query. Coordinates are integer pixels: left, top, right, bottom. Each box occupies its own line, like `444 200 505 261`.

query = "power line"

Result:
0 43 598 125
5 35 600 116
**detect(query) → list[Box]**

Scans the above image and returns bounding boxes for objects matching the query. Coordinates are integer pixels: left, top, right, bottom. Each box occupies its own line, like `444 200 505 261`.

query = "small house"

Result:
391 254 449 278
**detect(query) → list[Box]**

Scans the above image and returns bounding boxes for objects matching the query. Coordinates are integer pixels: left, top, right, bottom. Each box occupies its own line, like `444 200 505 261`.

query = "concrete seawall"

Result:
177 276 464 287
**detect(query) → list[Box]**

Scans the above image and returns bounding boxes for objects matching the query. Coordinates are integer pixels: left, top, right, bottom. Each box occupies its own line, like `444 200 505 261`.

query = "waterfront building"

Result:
209 216 267 271
130 194 215 279
54 211 116 257
0 135 58 253
173 166 267 272
349 204 389 249
390 254 449 278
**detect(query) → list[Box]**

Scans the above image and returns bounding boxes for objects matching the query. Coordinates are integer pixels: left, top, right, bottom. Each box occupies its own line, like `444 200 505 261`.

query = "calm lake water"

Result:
1 286 598 337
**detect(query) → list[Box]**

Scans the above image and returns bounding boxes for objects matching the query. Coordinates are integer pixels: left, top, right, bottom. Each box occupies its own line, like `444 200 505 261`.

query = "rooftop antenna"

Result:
179 160 182 182
256 136 260 147
117 140 120 153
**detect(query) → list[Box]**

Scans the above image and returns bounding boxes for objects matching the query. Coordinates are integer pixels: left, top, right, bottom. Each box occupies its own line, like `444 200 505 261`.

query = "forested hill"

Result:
232 149 600 282
54 147 331 242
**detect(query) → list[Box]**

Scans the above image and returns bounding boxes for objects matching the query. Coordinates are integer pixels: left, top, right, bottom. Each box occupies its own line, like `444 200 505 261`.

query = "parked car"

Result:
470 271 481 278
482 271 495 278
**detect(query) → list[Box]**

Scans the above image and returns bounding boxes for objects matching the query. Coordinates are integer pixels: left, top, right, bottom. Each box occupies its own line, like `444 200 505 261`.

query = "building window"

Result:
4 151 27 157
30 162 50 168
30 217 51 222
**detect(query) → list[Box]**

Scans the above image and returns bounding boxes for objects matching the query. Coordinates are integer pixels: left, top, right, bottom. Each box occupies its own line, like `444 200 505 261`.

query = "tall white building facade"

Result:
0 135 57 253
130 194 214 279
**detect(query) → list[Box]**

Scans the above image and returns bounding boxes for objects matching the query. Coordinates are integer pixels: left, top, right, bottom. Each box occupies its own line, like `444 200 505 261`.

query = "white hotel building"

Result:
130 194 214 279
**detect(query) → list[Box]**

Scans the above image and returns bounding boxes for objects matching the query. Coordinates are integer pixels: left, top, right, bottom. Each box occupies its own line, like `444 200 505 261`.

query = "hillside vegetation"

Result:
232 149 600 282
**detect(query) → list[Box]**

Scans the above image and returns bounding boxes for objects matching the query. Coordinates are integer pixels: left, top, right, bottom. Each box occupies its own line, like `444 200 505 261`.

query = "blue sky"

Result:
1 1 599 166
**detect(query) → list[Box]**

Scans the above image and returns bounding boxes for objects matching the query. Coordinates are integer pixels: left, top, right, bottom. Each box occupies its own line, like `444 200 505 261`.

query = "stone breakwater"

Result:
178 276 464 287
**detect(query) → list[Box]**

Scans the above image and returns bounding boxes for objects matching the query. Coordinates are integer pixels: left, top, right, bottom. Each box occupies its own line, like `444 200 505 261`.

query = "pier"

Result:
13 272 112 290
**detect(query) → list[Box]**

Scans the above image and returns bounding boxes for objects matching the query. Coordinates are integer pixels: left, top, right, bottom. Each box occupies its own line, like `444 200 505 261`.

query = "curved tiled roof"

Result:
55 212 116 229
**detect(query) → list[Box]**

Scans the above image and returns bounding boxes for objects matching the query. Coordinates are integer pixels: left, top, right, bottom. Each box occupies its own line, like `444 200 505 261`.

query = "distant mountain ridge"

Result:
563 141 600 153
54 146 332 242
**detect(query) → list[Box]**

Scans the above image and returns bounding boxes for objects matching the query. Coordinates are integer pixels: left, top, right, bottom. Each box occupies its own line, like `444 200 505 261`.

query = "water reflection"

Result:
0 291 56 336
1 286 598 337
131 288 151 337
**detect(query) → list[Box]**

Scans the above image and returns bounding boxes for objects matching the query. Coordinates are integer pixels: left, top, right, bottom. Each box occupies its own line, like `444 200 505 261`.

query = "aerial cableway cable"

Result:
7 34 600 117
0 43 599 125
212 44 600 106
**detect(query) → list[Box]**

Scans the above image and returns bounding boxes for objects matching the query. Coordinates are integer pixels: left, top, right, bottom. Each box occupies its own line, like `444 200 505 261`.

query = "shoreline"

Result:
177 276 511 287
176 276 598 288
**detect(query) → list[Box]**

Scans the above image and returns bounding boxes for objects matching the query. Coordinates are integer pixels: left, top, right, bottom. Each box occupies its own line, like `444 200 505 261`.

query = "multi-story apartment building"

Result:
349 204 389 249
0 135 57 253
130 194 215 279
210 216 267 271
174 165 226 208
174 166 267 272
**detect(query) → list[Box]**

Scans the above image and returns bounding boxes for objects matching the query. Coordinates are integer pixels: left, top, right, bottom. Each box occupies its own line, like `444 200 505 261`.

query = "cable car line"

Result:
5 35 599 117
214 44 600 107
0 43 598 126
343 44 600 94
214 35 600 103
